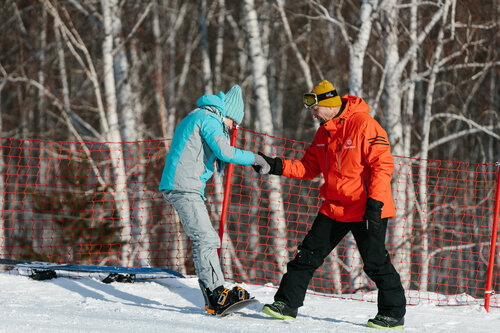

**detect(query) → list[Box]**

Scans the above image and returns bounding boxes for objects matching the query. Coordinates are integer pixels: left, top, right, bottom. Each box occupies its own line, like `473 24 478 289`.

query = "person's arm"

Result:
281 145 322 179
201 115 254 166
362 117 394 233
362 118 394 202
255 141 322 179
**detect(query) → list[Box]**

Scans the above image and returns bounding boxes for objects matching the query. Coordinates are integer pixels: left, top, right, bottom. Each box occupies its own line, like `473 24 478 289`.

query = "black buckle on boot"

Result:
217 288 230 305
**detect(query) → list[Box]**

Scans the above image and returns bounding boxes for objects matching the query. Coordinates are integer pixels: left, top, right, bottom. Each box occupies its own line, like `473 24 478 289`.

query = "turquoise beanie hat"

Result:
224 85 244 125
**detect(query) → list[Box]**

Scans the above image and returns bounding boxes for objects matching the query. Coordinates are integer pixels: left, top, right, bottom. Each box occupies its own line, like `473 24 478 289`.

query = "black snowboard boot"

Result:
262 300 298 320
366 314 404 330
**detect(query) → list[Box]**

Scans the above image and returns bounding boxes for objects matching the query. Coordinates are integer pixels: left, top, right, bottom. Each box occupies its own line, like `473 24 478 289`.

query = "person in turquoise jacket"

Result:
159 85 269 315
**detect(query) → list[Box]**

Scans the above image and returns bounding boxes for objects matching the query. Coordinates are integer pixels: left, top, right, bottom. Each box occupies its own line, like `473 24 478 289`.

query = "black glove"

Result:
251 152 283 175
364 197 384 234
252 153 271 174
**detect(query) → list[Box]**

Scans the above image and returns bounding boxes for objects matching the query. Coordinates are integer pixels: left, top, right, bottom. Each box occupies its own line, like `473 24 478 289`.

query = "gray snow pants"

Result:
162 190 224 291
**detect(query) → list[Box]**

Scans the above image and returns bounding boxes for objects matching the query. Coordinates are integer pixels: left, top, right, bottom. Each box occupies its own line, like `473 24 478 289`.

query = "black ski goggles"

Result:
303 90 338 108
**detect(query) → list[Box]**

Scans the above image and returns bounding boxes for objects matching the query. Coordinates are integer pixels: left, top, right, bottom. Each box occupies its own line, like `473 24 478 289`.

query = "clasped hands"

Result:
252 152 283 175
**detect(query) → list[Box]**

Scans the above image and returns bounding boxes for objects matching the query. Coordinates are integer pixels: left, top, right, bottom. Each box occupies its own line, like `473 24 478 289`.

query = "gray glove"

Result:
252 153 271 174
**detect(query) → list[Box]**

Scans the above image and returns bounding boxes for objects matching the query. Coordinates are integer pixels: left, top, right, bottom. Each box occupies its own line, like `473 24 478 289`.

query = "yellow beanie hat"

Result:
311 80 342 107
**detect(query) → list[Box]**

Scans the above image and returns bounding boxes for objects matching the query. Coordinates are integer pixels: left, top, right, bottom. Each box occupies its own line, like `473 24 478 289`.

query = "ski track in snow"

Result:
0 273 498 332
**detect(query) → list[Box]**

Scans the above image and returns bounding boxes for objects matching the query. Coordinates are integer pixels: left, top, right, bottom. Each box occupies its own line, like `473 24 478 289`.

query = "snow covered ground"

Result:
1 271 498 332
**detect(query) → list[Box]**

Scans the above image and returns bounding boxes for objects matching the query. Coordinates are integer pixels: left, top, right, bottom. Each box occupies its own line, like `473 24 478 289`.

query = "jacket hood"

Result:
322 95 370 134
339 95 370 119
197 91 226 115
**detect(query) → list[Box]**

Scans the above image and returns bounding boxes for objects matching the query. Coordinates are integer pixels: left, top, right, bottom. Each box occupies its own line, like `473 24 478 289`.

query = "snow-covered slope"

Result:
0 273 498 332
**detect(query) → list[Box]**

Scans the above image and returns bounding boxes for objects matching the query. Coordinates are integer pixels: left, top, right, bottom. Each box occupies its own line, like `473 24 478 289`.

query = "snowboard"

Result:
0 258 184 279
219 298 259 317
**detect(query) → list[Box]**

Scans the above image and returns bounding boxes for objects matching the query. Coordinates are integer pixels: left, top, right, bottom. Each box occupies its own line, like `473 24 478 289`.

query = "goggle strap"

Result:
316 90 338 101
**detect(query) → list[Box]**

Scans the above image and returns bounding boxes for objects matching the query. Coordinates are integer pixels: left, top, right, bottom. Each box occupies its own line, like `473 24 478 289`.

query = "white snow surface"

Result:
1 272 498 332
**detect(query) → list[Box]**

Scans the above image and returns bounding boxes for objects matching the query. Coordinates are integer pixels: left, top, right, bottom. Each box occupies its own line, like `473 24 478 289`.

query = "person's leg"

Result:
163 191 224 291
274 213 350 308
351 219 406 319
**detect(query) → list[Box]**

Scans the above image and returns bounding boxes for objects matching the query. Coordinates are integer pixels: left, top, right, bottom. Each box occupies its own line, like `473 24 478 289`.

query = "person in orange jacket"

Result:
256 80 406 329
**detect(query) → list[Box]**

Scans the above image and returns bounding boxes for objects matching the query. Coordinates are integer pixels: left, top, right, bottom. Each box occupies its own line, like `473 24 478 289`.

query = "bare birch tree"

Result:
0 73 6 259
214 0 226 89
101 0 132 265
388 0 419 288
199 0 213 94
380 0 453 156
416 1 500 289
276 0 316 136
112 3 153 266
243 0 287 279
311 0 379 98
375 0 453 292
152 0 168 139
416 2 451 289
160 2 191 271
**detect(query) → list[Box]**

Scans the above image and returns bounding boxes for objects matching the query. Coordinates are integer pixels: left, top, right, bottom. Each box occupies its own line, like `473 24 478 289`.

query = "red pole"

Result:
218 125 239 257
484 162 500 312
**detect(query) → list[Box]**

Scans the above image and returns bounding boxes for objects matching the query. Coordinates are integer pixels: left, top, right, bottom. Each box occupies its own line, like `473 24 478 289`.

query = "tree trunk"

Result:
101 0 132 265
389 0 418 288
152 0 168 139
418 2 450 290
109 1 151 266
380 0 404 156
0 77 5 258
214 0 225 89
277 0 313 137
198 0 213 94
243 0 287 278
349 0 379 97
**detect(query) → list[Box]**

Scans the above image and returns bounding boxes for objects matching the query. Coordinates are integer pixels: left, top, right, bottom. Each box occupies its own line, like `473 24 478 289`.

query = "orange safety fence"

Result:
0 129 498 309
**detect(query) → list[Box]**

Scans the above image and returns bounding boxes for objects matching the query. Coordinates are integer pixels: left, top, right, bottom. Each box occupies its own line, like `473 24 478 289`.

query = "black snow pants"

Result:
274 212 406 319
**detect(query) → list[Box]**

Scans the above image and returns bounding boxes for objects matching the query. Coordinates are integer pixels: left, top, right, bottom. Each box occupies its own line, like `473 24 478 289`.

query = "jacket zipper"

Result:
324 128 331 170
338 143 342 169
325 145 328 170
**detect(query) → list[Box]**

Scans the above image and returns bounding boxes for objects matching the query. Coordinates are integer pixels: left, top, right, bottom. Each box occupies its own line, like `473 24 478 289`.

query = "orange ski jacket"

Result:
282 95 396 222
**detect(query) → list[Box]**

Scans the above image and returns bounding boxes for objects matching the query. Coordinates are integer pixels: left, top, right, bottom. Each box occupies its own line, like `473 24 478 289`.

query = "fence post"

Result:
484 162 500 312
218 125 239 257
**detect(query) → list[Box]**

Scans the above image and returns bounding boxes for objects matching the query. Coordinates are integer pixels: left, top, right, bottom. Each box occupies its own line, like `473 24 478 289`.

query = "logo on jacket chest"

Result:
344 139 356 149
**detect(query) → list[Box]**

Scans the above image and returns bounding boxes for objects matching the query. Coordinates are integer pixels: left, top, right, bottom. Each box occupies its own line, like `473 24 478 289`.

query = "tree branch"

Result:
4 74 108 187
428 126 499 151
112 3 153 57
430 113 500 139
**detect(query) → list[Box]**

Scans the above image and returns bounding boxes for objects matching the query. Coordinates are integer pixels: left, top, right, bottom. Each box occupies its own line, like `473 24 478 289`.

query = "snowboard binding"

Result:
198 280 252 315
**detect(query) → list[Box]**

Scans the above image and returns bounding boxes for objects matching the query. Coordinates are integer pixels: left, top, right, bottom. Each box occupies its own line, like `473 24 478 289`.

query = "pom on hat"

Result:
312 80 342 107
224 85 244 124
